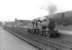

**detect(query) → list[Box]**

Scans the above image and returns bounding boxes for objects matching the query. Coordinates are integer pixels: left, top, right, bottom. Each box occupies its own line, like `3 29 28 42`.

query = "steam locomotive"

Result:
27 17 61 38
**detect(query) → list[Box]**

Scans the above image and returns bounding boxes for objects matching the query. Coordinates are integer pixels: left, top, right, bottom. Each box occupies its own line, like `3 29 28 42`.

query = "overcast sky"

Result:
0 0 72 22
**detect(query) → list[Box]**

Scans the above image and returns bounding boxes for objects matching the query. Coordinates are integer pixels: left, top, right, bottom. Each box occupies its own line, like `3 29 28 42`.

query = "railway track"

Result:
4 26 58 50
14 27 72 49
3 26 72 50
15 27 72 48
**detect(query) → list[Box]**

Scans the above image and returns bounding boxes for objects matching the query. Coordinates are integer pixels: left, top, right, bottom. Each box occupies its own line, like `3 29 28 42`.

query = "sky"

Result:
0 0 72 22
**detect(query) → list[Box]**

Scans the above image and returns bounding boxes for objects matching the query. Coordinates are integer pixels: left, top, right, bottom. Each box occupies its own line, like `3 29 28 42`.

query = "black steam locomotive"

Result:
27 18 61 38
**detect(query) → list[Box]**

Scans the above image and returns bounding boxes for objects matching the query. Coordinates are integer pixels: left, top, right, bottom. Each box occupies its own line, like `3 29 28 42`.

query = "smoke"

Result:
48 3 57 14
41 1 57 15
